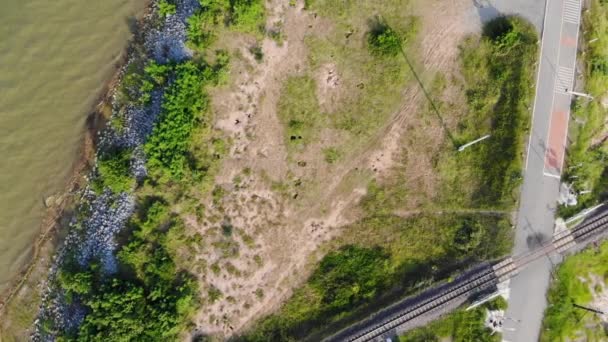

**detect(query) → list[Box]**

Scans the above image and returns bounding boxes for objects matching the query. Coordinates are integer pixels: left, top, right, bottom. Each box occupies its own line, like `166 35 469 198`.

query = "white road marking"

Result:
543 171 561 179
563 0 581 24
554 66 574 93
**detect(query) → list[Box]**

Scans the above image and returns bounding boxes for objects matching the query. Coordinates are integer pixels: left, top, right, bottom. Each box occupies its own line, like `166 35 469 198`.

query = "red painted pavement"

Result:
545 110 568 173
561 36 577 47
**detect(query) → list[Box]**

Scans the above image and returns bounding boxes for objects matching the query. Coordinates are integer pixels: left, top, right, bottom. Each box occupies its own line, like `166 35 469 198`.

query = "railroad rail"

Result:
325 208 608 342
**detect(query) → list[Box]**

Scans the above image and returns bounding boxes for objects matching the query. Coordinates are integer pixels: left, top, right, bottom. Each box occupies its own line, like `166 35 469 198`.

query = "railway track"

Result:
326 208 608 342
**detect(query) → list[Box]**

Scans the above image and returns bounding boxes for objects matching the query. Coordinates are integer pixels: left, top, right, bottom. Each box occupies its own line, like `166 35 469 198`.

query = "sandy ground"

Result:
189 0 482 338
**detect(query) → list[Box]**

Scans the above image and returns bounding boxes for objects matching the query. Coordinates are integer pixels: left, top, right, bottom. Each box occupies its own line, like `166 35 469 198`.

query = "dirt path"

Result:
189 0 482 338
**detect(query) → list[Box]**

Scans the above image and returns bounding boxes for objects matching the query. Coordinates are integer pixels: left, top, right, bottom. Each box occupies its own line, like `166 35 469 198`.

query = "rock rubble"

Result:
31 1 201 340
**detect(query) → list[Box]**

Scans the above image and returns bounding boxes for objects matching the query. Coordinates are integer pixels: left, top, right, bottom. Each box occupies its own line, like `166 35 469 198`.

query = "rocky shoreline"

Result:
0 0 202 340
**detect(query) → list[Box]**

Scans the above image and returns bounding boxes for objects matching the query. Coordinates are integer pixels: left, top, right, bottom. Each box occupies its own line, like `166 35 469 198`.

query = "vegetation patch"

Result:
144 61 219 181
277 76 325 151
301 0 418 147
93 148 135 194
399 297 507 342
39 1 267 340
240 213 511 341
436 16 538 208
541 241 608 341
56 200 196 340
558 0 608 218
186 0 266 52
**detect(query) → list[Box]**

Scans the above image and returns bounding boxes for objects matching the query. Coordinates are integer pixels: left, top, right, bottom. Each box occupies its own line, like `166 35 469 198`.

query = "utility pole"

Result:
567 90 594 99
458 134 491 152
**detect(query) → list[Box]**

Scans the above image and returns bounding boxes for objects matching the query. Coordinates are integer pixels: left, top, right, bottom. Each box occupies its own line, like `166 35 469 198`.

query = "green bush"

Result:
144 61 217 180
186 0 265 51
58 200 197 341
187 11 218 50
158 0 176 17
230 0 266 34
94 148 135 194
120 60 172 106
368 22 402 56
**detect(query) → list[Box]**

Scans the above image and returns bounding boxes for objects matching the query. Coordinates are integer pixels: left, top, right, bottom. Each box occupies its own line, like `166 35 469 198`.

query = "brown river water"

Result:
0 0 146 293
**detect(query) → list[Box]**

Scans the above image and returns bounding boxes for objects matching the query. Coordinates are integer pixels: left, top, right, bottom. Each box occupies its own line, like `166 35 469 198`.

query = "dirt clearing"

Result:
188 0 483 338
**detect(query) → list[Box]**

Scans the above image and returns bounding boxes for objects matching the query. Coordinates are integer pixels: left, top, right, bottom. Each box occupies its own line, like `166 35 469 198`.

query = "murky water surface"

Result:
0 0 146 293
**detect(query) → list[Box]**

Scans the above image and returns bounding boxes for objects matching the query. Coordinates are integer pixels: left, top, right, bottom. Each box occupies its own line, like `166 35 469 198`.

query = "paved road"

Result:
503 0 582 341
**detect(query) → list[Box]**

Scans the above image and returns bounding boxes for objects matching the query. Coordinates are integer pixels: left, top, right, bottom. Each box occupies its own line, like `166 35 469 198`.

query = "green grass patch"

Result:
437 16 538 208
541 241 608 341
277 76 325 151
306 26 416 139
240 212 512 341
302 0 418 145
558 0 608 218
399 297 507 342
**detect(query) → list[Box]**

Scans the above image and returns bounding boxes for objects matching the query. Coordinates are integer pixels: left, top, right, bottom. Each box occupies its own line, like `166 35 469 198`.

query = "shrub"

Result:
144 61 217 180
158 0 176 17
58 200 197 341
95 148 135 194
367 20 401 56
231 0 266 34
249 45 264 62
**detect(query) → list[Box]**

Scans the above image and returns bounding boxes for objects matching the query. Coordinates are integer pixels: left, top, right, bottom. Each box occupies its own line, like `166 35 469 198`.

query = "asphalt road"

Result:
503 0 581 341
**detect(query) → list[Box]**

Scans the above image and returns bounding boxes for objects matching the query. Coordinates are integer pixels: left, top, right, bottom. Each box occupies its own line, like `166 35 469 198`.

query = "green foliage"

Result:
57 200 197 341
452 218 484 253
144 61 217 180
230 0 266 34
158 0 176 17
94 148 135 194
187 11 219 50
311 246 390 313
242 214 512 341
360 179 407 216
541 241 608 341
453 16 537 208
367 19 402 56
399 298 504 342
558 0 608 218
120 60 172 106
186 0 265 51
